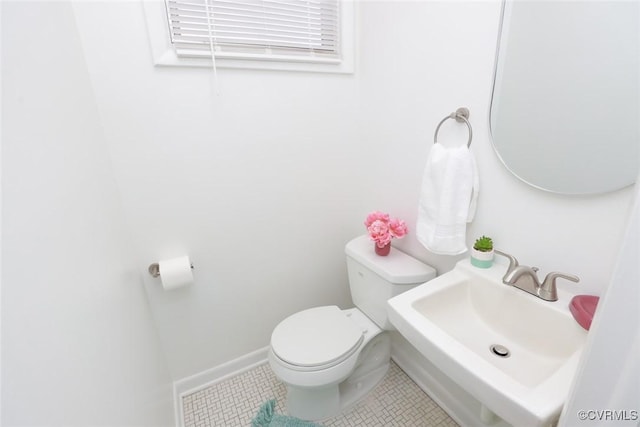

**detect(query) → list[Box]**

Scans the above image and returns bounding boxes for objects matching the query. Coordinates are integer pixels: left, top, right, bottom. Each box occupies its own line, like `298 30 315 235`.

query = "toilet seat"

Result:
271 306 364 371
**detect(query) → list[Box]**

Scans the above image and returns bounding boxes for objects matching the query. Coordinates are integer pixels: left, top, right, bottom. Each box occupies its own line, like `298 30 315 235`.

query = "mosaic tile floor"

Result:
182 361 459 427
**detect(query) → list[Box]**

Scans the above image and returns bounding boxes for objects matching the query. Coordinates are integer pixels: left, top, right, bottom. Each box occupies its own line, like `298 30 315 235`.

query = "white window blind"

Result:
164 0 340 63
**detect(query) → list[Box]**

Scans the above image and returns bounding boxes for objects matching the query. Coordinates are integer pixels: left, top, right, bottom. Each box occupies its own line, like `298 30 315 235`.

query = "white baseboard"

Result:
172 346 270 427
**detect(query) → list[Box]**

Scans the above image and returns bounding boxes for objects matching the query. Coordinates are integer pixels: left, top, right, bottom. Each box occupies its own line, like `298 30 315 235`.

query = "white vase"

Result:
471 248 494 268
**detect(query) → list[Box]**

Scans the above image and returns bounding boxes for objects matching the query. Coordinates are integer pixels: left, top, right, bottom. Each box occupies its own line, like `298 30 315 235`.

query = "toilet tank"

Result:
345 235 436 330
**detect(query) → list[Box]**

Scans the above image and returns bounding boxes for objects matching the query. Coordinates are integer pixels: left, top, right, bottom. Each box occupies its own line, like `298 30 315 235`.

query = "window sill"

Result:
154 49 353 74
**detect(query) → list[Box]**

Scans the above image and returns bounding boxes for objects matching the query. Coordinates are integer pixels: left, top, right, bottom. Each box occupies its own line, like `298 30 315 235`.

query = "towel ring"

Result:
433 107 473 148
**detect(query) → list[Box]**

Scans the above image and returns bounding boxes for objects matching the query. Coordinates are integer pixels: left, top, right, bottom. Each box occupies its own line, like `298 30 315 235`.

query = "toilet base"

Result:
286 383 340 421
285 331 391 420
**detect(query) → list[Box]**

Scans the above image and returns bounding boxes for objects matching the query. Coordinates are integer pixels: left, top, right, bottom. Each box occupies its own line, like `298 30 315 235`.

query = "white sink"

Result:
387 259 587 427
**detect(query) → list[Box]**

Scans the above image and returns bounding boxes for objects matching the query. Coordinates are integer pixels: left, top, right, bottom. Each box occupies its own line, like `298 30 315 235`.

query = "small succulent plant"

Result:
473 235 493 252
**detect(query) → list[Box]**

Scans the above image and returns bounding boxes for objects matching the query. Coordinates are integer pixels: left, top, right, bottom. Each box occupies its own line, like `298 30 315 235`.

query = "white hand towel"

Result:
416 143 479 255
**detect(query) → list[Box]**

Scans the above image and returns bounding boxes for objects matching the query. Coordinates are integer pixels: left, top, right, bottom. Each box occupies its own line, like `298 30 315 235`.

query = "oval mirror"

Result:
490 1 639 195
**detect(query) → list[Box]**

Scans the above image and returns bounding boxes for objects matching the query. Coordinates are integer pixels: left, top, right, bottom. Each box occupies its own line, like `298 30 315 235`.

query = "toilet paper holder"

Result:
148 262 194 278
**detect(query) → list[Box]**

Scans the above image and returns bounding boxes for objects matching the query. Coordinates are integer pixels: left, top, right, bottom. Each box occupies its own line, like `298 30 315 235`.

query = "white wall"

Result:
0 1 4 422
72 0 362 380
71 0 636 381
359 0 635 281
1 2 173 425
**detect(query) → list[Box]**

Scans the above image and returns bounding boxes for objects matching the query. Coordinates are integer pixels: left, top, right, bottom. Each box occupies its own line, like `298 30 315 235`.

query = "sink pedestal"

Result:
480 404 500 425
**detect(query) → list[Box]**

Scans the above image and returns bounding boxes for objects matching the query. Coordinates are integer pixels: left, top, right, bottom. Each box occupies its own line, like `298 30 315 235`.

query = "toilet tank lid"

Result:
345 235 436 284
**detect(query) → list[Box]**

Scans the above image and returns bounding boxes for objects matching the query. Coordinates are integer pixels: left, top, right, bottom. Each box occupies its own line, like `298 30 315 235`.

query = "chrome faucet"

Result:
494 250 579 301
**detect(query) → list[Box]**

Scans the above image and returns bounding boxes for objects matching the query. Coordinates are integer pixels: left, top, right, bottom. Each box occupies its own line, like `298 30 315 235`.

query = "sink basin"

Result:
387 259 587 427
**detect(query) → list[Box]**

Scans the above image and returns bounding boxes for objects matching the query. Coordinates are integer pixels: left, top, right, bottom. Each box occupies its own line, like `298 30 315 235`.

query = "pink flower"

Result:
364 211 390 228
367 219 392 248
388 218 408 238
364 211 408 247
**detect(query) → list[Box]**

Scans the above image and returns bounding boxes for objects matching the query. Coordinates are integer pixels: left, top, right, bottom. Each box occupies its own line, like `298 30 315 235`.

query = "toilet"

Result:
268 235 436 420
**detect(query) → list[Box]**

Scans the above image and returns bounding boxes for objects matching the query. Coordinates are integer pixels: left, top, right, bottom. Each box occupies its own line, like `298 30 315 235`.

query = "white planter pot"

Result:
471 248 494 268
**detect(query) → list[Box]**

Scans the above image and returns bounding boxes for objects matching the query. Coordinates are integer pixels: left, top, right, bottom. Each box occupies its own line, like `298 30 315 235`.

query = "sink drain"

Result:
490 344 511 358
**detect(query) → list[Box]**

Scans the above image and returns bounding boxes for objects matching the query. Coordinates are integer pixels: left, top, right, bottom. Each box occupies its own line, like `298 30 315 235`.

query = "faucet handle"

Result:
540 272 580 301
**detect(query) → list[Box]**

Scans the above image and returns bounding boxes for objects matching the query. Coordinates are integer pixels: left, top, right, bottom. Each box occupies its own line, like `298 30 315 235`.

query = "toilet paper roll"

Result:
158 255 193 290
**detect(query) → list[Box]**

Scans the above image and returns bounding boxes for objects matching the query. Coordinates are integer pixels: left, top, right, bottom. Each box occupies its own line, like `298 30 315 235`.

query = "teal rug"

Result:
251 400 323 427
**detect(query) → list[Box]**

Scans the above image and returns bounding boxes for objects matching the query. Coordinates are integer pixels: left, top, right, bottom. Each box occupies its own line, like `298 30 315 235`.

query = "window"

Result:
143 0 354 73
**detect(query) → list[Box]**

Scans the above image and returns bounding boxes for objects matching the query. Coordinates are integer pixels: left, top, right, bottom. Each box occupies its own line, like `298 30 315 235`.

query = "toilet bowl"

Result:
269 306 390 420
268 235 436 420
